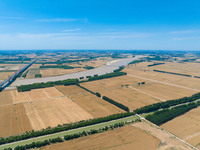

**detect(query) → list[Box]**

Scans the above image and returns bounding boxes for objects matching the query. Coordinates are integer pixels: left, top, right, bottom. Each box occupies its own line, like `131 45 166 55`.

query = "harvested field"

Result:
24 97 93 131
0 72 15 80
42 124 160 150
161 107 200 149
0 104 32 137
10 87 64 103
133 120 193 150
40 68 85 77
80 76 195 110
56 85 124 117
124 68 200 91
0 90 13 106
56 85 87 96
151 62 200 76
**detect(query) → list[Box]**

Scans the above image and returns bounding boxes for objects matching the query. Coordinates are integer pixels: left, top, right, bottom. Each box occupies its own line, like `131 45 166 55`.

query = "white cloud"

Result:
63 28 81 32
172 37 199 41
169 30 198 34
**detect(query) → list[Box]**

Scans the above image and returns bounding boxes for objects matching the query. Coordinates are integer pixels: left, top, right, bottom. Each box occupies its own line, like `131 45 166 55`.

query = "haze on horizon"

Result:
0 0 200 50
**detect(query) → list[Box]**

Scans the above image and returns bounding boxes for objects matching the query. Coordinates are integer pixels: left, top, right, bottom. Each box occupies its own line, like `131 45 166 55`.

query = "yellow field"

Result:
56 85 124 117
151 62 200 76
0 90 13 106
80 76 196 111
0 72 15 80
0 104 32 137
24 97 93 131
124 68 200 91
42 124 160 150
161 107 200 149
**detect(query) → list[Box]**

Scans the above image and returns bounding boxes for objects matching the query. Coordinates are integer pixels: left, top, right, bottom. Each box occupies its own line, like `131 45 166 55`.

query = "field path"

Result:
135 114 198 150
128 74 200 92
128 86 165 102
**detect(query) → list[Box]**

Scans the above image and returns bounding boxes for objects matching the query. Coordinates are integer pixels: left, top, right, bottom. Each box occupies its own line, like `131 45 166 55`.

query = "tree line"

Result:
145 102 200 125
17 68 127 92
153 69 192 77
5 121 132 150
40 65 74 69
0 112 135 145
135 92 200 114
102 96 130 112
17 79 79 92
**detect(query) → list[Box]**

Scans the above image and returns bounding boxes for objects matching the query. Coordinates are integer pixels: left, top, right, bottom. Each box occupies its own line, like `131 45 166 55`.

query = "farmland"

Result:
161 107 200 149
80 75 196 111
56 85 124 117
0 104 32 137
42 124 160 150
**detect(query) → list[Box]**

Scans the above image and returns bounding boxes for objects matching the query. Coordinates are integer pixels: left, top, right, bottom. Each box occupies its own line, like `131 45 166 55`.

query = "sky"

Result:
0 0 200 50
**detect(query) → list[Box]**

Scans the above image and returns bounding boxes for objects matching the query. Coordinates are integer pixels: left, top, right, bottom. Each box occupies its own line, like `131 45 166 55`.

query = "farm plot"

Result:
40 68 85 77
0 104 32 137
10 87 64 103
0 72 15 80
124 68 200 90
23 97 93 131
133 121 193 150
151 62 200 76
80 76 195 110
161 107 200 149
42 124 160 150
0 90 13 106
56 85 124 117
26 68 40 78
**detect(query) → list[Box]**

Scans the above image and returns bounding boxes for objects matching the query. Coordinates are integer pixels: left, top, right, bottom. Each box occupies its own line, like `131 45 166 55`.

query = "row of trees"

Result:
40 65 74 69
135 92 200 114
128 60 143 65
146 102 200 125
147 62 165 67
83 66 94 70
102 96 130 112
17 79 79 92
17 66 127 92
0 112 135 145
77 85 101 97
22 70 29 78
88 72 127 81
153 69 192 77
13 137 63 150
5 122 129 150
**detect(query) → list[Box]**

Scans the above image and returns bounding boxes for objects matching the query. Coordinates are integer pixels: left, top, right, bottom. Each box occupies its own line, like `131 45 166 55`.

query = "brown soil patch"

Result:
0 103 32 137
161 107 200 148
23 97 93 131
0 90 13 106
42 125 159 150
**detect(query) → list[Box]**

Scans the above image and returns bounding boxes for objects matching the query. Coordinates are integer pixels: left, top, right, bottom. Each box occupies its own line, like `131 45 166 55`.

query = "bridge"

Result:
0 59 38 91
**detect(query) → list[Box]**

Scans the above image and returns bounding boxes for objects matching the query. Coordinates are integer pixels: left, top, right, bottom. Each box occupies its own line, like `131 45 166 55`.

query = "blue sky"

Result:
0 0 200 50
